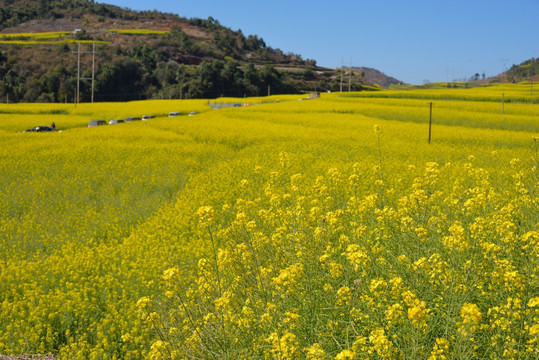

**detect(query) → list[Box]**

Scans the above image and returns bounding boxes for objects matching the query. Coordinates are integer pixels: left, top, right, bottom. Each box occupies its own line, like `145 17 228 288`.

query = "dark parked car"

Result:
125 117 141 122
23 126 55 133
142 115 155 120
88 120 107 127
168 112 182 117
109 119 124 125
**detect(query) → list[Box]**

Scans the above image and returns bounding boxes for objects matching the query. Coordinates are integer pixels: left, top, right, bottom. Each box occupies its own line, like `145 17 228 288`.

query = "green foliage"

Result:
0 0 334 102
163 25 193 51
96 57 146 101
506 58 538 83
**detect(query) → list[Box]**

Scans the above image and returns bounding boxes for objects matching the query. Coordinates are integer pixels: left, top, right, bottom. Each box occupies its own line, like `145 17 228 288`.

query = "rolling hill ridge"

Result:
0 0 403 103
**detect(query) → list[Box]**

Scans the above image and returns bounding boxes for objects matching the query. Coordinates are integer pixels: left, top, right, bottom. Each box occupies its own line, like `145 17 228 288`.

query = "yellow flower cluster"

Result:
146 152 538 359
1 84 537 358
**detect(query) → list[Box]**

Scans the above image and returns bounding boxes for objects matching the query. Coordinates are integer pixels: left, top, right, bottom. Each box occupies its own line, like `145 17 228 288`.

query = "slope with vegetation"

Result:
505 57 538 83
0 0 386 103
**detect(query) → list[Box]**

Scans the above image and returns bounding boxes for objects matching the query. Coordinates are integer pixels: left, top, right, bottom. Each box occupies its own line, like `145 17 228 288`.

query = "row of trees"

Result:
0 47 308 102
95 57 299 101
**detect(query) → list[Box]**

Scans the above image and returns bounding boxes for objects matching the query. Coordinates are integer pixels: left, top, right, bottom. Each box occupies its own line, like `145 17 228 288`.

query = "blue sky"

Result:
101 0 538 85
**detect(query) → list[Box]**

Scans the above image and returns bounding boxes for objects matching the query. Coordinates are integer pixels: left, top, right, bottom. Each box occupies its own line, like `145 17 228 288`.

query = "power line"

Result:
73 41 101 104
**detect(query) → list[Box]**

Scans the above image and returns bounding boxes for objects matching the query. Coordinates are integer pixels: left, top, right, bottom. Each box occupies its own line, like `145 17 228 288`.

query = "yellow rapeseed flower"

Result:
197 206 215 227
344 244 369 271
428 338 450 360
305 343 326 360
408 300 431 328
528 297 539 308
335 349 356 360
461 303 482 324
336 286 352 306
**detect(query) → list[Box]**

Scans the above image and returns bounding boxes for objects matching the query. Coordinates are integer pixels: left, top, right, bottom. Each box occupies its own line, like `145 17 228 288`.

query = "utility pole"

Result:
76 42 80 104
428 102 433 144
348 58 352 92
74 41 100 104
530 59 534 95
91 41 95 103
340 57 343 92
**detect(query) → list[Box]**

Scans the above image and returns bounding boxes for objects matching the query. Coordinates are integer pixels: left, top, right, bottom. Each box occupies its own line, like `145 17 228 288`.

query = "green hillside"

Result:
505 57 538 83
0 0 381 102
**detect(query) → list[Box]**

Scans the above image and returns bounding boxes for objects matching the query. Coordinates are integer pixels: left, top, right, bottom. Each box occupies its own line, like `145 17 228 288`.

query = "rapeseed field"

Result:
0 84 537 359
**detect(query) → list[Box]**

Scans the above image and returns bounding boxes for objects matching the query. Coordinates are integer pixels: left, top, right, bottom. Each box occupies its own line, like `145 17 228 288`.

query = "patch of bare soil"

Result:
0 19 82 34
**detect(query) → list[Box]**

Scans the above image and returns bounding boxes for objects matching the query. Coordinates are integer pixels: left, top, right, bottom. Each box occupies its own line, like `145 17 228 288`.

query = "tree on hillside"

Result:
96 57 146 101
165 25 193 51
153 60 181 88
258 65 282 94
246 35 266 50
131 42 157 73
222 60 244 97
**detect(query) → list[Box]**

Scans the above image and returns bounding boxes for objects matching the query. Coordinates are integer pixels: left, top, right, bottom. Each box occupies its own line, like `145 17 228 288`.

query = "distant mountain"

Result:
0 0 391 102
350 67 403 88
